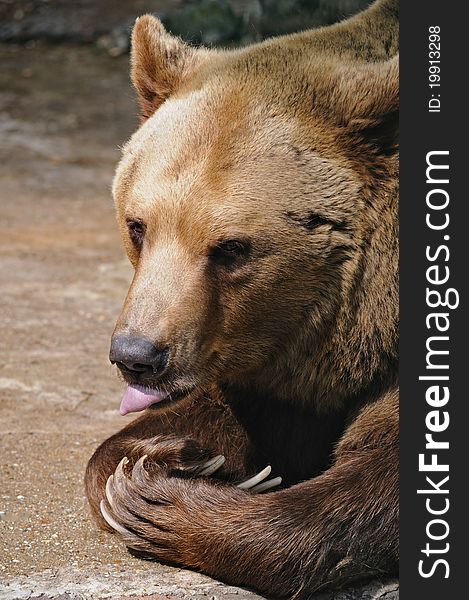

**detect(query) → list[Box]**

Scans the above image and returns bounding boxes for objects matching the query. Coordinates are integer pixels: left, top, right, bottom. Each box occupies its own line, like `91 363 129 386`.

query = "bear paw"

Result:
99 454 282 561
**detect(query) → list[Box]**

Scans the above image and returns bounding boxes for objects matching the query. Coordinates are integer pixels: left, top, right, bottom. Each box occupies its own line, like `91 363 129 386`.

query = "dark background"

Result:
1 0 370 48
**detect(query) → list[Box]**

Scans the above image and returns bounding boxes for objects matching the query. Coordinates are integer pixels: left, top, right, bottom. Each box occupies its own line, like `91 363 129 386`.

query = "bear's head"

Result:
111 15 398 414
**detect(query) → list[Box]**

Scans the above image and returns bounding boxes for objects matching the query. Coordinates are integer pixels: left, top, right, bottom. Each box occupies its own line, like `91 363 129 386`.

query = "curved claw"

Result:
100 499 131 536
131 454 149 488
251 476 282 494
197 454 226 476
237 465 272 490
112 456 131 497
115 456 129 479
105 474 115 507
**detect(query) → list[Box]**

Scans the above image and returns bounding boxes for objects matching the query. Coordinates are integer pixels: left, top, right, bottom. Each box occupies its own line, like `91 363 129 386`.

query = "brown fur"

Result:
85 1 399 597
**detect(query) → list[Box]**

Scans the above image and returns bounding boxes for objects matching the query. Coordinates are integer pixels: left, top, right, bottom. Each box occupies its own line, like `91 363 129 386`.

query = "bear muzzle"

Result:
109 334 169 379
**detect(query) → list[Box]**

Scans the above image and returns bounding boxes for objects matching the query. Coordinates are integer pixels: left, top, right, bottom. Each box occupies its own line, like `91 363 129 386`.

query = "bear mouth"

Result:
119 383 195 415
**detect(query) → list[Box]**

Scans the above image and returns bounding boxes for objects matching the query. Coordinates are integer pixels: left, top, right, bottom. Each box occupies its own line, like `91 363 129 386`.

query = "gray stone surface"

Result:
0 566 261 599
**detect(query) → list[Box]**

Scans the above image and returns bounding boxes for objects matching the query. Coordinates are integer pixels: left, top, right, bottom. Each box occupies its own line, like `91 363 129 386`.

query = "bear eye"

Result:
210 239 250 265
126 219 146 249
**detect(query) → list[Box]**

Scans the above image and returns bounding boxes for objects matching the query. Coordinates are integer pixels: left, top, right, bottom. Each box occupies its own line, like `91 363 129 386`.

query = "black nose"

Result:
109 335 169 376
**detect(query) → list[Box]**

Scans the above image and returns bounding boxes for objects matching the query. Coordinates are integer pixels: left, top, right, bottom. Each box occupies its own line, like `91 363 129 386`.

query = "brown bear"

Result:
85 0 399 597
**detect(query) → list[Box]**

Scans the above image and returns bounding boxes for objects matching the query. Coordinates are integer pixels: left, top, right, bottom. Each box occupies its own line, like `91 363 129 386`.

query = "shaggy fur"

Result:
85 0 399 597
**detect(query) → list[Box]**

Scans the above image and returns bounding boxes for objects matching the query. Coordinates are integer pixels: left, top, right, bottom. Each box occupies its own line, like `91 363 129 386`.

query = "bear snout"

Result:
109 334 169 379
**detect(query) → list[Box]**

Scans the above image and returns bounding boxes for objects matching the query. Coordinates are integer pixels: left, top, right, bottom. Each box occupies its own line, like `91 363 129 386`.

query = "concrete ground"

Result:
0 43 398 600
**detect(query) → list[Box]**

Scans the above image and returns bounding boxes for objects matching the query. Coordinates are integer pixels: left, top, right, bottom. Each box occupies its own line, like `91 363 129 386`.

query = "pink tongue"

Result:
120 384 169 416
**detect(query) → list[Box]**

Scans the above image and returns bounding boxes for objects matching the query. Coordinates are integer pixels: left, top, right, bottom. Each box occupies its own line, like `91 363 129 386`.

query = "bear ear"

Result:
130 15 208 122
331 55 399 153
